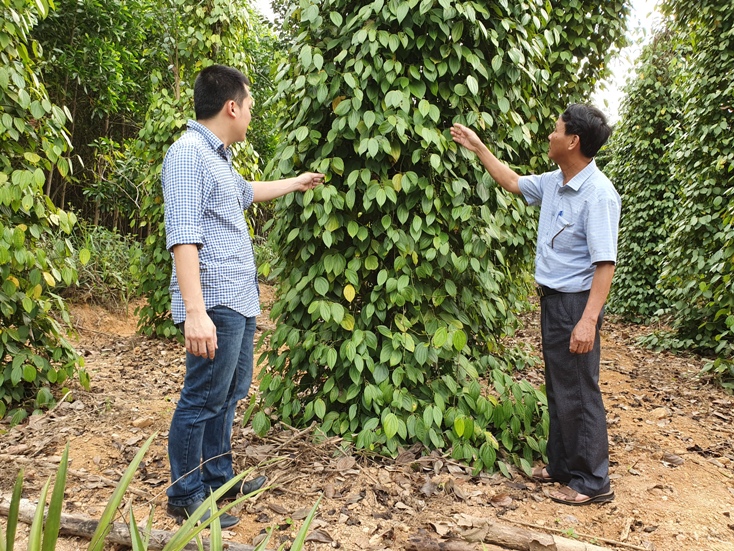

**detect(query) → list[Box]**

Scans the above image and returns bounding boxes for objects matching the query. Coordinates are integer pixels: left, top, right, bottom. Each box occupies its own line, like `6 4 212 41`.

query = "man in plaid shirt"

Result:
162 64 324 527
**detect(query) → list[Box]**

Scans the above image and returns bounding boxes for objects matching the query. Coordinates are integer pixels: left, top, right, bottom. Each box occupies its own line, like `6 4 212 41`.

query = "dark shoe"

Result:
217 475 267 503
167 500 240 528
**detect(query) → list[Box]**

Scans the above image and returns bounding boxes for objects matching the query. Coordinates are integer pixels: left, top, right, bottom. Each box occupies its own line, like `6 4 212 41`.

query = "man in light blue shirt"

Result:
451 104 620 506
163 65 324 527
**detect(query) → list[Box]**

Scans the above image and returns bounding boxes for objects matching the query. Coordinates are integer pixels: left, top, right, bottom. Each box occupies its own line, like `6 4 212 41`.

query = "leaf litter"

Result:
0 288 733 550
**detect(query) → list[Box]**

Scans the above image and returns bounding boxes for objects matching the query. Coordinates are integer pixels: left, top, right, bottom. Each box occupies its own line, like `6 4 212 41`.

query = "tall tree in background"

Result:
0 0 88 422
257 0 628 472
31 0 156 231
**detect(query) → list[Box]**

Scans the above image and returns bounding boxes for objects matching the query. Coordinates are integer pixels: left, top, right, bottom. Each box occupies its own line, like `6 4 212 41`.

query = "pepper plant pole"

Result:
258 0 628 472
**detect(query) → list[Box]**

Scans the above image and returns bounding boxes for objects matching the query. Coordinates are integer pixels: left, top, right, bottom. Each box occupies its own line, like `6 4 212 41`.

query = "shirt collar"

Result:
187 119 231 161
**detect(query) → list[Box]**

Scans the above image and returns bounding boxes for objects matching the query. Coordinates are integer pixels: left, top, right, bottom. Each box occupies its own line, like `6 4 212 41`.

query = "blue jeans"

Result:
167 306 256 507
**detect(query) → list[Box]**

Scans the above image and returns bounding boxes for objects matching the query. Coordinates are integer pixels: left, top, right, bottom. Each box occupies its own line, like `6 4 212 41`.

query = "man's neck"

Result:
197 118 232 148
559 156 593 185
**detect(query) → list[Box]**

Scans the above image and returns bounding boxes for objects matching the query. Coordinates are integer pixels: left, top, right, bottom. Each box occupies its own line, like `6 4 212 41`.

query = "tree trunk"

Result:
0 496 267 551
423 515 622 551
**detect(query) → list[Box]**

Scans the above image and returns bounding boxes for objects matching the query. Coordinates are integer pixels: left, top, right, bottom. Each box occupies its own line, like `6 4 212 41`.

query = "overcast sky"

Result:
250 0 662 122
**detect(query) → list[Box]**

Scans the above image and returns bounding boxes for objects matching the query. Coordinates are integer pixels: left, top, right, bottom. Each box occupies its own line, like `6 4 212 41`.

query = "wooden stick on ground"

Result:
504 518 649 551
440 515 620 551
0 496 269 551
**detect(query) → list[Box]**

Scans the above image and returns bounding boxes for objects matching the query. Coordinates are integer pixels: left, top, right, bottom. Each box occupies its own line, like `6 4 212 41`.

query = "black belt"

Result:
536 286 590 298
537 285 561 298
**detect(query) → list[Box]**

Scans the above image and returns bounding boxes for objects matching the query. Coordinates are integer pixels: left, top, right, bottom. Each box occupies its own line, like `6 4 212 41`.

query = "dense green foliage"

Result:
606 30 682 322
31 0 156 232
607 0 734 388
0 0 88 423
28 0 284 235
60 221 144 311
656 0 734 359
257 0 628 472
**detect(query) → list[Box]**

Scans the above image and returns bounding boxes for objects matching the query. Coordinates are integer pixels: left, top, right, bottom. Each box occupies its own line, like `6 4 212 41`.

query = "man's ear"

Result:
568 134 580 151
224 100 236 118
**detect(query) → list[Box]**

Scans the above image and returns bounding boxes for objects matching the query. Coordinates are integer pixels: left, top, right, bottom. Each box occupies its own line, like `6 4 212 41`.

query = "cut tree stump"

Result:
0 496 269 551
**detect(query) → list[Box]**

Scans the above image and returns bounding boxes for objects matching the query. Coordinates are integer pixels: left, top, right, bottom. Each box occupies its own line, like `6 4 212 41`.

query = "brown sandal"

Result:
531 465 555 483
549 485 614 506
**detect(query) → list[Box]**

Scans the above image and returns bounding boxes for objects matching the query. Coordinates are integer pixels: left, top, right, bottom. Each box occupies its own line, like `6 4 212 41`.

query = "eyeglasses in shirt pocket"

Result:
549 214 575 250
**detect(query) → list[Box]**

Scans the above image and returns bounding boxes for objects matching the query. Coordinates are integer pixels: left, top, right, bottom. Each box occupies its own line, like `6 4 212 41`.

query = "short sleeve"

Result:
587 196 621 264
518 174 544 206
239 175 254 210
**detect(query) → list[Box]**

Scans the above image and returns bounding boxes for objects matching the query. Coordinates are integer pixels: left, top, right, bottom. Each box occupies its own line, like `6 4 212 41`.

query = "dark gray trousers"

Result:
540 290 610 496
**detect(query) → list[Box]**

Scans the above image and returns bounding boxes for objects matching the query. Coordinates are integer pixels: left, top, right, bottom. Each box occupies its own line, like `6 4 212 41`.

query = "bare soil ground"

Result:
1 285 733 551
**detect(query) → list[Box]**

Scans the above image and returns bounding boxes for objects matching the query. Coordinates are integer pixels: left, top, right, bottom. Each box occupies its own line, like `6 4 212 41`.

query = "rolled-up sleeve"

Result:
163 143 206 251
239 175 254 210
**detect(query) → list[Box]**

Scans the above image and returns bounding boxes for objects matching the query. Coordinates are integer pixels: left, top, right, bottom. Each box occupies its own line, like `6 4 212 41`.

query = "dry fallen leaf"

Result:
429 521 453 536
132 416 154 428
336 455 356 472
489 493 513 508
305 529 334 543
420 477 438 496
452 484 469 501
291 507 312 520
661 452 684 467
267 503 289 515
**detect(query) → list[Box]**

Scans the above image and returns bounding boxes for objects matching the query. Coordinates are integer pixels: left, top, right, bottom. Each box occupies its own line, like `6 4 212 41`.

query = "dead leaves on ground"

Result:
227 426 530 550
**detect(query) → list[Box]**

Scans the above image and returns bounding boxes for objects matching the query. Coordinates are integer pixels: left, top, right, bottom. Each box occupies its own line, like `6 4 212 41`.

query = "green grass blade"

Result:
128 508 146 551
253 527 273 551
5 470 23 551
290 495 322 551
143 507 155 549
206 495 221 551
27 479 51 551
42 444 70 551
87 433 156 551
162 473 244 551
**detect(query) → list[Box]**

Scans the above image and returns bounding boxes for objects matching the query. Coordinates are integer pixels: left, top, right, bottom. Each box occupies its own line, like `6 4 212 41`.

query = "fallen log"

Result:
409 515 618 551
0 496 267 551
405 533 505 550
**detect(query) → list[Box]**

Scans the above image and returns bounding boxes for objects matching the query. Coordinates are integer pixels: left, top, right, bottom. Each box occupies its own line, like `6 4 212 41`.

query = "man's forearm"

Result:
251 178 301 202
582 261 616 324
172 244 206 315
473 143 522 195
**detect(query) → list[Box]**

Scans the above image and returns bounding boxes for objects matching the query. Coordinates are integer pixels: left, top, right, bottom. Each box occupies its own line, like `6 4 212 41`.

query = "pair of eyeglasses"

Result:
551 224 570 249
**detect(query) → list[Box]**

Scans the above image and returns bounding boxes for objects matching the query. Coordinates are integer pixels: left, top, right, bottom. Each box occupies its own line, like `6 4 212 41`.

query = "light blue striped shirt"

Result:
518 160 621 292
162 120 259 324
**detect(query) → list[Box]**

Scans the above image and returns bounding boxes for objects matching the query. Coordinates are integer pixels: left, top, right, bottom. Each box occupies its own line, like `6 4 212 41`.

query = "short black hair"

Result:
561 104 612 158
193 65 251 120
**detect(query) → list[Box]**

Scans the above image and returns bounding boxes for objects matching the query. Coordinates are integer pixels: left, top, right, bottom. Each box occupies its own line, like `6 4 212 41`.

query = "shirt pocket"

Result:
547 211 576 251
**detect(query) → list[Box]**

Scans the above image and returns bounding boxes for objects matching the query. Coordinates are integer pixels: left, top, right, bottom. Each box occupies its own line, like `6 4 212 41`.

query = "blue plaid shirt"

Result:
518 160 621 292
162 120 259 324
